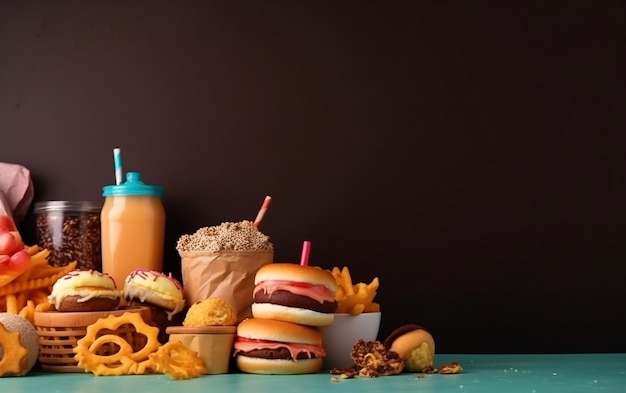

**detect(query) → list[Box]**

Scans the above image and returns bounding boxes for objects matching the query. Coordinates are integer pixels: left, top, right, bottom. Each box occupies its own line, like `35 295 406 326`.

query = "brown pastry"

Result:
383 323 435 372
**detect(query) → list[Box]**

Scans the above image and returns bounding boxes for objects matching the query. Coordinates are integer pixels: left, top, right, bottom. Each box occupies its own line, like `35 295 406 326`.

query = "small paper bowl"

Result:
166 326 237 374
320 312 382 370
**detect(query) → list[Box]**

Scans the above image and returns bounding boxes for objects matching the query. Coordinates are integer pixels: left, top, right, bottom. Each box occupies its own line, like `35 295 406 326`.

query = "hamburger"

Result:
251 263 338 327
234 318 325 374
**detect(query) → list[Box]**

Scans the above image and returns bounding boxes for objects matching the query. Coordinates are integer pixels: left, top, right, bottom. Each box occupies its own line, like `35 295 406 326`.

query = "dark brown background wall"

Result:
1 0 624 354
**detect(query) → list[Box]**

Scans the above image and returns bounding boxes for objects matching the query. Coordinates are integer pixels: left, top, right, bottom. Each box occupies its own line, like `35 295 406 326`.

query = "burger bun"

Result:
235 318 324 374
236 356 323 375
252 303 334 327
254 263 337 293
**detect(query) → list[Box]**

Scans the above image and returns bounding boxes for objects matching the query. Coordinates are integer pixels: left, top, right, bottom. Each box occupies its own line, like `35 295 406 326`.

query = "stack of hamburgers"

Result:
233 263 338 374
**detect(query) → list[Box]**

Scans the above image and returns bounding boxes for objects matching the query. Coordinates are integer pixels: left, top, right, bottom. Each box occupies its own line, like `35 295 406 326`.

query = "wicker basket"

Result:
33 306 151 373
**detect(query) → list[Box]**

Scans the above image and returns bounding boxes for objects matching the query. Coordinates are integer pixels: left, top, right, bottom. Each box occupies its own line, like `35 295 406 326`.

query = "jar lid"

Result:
33 201 102 213
102 172 163 197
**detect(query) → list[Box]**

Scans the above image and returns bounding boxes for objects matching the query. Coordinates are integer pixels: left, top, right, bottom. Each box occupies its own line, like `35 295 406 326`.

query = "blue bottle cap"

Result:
102 172 163 197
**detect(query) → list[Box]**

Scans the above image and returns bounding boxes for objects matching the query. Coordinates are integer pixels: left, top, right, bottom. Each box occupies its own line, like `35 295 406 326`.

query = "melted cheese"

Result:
123 284 185 320
234 340 326 360
123 269 184 299
253 280 335 304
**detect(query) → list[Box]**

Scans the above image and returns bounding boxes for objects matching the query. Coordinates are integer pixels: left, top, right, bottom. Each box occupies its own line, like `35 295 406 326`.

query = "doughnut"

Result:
48 270 121 312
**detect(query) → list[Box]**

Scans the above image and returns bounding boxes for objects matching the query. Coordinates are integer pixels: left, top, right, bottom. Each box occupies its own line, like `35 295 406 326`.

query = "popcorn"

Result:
176 221 273 253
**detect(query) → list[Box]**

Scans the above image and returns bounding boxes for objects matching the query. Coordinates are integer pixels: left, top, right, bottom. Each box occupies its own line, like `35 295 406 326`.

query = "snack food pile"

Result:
0 209 463 382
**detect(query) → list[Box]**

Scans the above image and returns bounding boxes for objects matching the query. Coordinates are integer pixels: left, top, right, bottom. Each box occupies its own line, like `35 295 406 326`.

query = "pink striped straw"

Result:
300 240 311 266
253 195 272 228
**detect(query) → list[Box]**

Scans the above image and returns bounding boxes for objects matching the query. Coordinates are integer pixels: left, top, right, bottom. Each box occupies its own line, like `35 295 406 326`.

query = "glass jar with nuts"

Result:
33 201 102 271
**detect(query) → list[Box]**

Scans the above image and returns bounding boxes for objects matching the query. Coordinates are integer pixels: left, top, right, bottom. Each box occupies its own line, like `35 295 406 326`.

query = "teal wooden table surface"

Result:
3 354 625 392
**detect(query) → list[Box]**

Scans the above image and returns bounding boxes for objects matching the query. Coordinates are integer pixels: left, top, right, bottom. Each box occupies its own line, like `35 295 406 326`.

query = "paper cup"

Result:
166 326 237 374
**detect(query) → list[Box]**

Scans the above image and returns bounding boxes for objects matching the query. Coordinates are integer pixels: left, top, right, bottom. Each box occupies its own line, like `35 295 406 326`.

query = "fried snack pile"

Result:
183 297 237 327
331 267 380 315
331 339 404 378
74 312 205 379
149 340 207 379
0 321 28 377
1 246 77 323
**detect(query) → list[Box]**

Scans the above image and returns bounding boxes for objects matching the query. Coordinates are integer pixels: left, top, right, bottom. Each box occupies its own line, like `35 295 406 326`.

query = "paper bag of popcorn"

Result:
177 221 274 321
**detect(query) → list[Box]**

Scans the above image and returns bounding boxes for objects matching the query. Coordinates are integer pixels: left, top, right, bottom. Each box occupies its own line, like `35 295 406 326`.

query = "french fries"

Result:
331 266 380 315
0 245 77 323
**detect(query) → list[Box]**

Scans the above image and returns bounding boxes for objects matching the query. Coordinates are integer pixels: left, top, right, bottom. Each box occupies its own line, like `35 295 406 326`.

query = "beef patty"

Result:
254 290 337 313
238 347 319 360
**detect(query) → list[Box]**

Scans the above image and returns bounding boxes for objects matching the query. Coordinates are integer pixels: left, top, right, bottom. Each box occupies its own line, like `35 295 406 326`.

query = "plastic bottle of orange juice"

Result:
100 172 165 289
